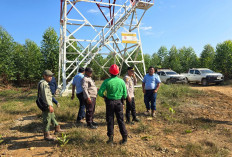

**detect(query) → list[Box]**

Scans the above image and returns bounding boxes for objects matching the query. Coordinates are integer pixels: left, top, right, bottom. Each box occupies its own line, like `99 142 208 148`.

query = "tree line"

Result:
1 25 232 86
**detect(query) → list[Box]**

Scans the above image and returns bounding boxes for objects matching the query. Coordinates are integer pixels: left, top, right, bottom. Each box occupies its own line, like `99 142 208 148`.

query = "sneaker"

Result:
144 110 150 115
132 117 140 122
87 123 98 129
57 103 60 108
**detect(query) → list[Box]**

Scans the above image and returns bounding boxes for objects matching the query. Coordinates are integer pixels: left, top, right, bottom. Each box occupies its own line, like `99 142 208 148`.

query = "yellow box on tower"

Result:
121 32 137 44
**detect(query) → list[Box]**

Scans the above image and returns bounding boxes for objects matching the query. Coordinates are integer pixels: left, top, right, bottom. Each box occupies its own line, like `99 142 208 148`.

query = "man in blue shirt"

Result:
71 67 85 123
142 66 161 117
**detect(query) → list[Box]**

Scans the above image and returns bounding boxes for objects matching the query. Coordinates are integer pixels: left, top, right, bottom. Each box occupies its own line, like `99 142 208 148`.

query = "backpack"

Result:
36 82 49 111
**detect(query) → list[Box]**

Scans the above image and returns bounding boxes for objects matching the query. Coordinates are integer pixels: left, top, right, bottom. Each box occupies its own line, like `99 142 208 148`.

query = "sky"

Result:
1 0 232 56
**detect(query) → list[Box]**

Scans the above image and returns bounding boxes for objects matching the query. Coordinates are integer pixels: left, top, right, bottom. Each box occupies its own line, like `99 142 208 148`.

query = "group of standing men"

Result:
39 64 161 144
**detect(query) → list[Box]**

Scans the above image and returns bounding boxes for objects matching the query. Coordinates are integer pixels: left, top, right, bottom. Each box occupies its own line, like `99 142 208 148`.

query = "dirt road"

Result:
191 85 232 98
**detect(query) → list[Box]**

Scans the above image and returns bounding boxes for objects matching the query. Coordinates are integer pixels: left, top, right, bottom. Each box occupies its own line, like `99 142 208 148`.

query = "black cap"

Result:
128 67 134 71
85 67 93 72
78 67 85 73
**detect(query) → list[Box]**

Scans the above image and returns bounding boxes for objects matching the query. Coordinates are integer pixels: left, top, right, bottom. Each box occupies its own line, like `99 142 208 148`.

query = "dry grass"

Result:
0 84 231 156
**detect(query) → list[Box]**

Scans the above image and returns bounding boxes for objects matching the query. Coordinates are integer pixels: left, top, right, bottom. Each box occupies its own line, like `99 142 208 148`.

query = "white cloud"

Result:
140 26 152 31
87 9 100 14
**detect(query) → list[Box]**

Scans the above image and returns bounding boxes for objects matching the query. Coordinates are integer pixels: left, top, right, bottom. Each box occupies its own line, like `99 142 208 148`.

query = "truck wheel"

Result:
202 79 208 86
166 79 171 84
185 78 189 84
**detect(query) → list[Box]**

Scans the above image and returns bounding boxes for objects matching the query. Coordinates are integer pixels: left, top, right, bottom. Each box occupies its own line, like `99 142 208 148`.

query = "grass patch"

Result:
163 128 173 135
133 122 151 134
184 143 203 157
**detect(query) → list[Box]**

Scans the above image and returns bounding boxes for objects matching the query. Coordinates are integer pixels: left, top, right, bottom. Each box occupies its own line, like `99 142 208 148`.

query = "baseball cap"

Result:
43 70 54 76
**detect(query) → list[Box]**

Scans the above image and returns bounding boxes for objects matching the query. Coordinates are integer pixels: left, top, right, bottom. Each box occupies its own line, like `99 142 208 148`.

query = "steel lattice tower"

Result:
59 0 154 94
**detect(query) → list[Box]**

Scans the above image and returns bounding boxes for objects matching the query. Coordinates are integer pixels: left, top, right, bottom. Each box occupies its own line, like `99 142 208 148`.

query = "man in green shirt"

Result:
98 64 128 145
38 70 63 141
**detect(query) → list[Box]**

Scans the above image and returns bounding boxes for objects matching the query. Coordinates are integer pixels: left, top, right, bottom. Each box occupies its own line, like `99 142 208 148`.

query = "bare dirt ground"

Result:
0 85 232 157
191 85 232 98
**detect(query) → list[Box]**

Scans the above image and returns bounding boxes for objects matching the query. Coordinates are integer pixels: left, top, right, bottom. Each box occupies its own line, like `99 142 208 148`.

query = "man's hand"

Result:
127 96 131 102
49 106 54 113
71 94 74 100
143 89 146 94
87 97 92 104
154 89 158 93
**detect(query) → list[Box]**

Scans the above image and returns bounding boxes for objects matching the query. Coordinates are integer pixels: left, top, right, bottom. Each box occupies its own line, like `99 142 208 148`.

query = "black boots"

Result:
106 135 114 144
87 123 98 129
120 135 127 145
132 117 140 122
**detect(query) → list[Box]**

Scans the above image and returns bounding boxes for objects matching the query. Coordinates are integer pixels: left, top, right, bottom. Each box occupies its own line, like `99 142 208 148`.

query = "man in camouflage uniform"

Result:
82 68 98 129
38 70 63 141
124 67 139 124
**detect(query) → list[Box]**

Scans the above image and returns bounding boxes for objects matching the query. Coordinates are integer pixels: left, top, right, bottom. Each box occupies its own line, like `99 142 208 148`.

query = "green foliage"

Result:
200 44 215 69
57 133 70 147
0 26 15 83
179 46 199 72
41 27 59 74
215 40 232 78
1 25 232 85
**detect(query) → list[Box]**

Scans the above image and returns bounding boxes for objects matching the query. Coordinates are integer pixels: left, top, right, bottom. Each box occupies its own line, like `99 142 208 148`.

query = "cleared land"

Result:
0 84 231 157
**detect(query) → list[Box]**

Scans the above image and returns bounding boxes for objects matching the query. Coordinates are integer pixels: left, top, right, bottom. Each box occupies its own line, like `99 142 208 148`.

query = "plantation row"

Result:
1 25 232 86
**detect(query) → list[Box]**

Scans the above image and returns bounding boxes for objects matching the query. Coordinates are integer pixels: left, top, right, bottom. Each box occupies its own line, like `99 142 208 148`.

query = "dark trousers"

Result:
106 99 127 137
84 97 96 124
76 92 86 121
144 90 157 110
126 97 136 121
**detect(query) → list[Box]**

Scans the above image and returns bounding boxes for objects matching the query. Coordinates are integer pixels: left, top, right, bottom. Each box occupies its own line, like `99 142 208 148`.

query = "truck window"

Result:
195 70 200 75
161 72 166 76
157 72 161 75
190 70 194 74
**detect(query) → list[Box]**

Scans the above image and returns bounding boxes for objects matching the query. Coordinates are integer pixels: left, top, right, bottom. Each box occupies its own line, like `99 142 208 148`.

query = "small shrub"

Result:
141 135 153 141
185 130 192 134
57 133 69 147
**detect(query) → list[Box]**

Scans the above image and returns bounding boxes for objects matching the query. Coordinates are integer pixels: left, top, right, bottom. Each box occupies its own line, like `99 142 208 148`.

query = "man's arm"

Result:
142 82 145 94
124 77 131 101
154 83 160 93
98 81 106 97
132 74 137 85
71 85 75 100
82 78 90 100
41 83 54 112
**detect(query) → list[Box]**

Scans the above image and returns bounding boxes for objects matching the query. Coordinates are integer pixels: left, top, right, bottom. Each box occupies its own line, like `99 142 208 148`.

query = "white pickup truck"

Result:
181 68 224 86
157 69 186 84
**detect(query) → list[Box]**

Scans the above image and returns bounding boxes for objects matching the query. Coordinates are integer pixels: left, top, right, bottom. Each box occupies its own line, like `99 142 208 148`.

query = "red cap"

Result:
109 64 119 75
